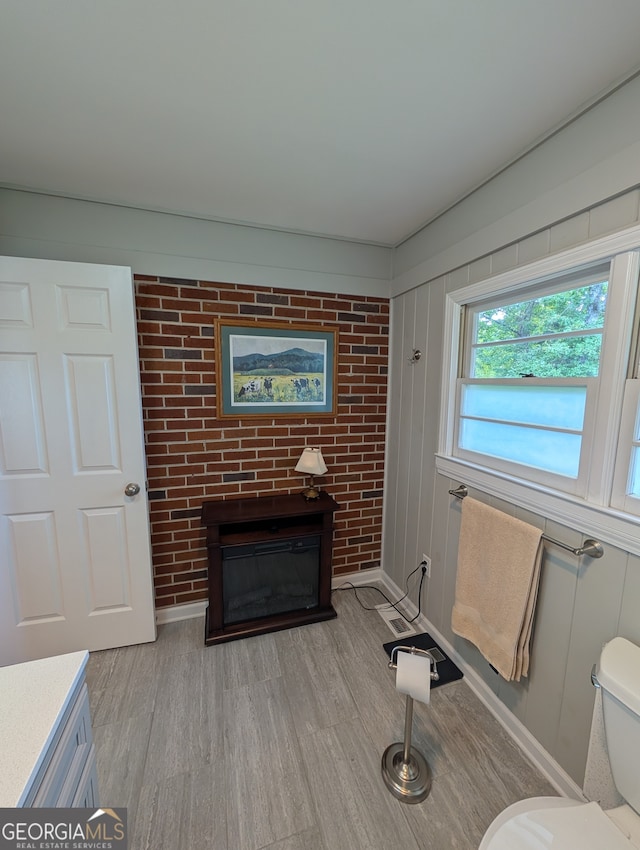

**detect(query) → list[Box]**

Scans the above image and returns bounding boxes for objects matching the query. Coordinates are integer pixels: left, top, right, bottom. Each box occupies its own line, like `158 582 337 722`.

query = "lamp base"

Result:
300 485 321 500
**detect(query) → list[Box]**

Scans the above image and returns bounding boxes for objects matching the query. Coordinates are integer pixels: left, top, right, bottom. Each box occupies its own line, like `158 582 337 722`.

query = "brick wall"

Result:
134 275 389 609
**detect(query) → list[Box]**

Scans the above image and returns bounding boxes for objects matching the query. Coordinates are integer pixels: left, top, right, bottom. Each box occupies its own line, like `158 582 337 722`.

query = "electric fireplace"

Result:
222 535 321 624
201 492 338 645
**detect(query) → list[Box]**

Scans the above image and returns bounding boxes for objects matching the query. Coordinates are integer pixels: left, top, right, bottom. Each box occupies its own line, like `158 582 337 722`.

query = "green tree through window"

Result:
472 282 608 378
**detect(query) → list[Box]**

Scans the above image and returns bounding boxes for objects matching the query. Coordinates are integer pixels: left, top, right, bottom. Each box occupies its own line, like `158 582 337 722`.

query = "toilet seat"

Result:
479 797 636 849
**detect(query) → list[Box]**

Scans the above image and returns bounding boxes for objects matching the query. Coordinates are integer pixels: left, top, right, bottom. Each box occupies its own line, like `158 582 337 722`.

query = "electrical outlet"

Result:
422 554 431 577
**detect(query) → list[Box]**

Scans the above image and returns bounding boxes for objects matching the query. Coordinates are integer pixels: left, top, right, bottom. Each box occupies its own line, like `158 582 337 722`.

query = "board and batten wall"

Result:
384 186 640 789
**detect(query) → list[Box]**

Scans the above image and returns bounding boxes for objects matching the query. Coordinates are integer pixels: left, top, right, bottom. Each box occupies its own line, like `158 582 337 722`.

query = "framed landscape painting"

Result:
215 320 337 418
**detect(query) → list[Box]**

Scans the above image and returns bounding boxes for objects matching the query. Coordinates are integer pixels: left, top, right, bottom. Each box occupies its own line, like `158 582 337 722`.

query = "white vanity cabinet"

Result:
0 651 98 808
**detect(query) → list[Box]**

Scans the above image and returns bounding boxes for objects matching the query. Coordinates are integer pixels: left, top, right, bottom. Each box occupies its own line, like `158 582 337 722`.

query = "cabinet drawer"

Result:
27 683 93 807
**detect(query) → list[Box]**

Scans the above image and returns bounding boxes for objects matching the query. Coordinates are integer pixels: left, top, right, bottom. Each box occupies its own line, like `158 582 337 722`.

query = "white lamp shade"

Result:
295 447 328 476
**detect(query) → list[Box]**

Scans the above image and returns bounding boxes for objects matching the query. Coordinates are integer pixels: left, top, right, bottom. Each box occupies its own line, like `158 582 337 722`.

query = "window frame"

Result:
611 379 640 513
436 227 640 555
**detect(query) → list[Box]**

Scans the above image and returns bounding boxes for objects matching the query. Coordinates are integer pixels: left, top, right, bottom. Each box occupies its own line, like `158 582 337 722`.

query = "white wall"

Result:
384 71 640 787
0 189 392 297
393 73 640 295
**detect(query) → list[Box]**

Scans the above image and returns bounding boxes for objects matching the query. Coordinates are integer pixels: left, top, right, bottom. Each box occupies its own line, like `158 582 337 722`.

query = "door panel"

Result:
57 284 111 331
0 281 33 326
0 257 156 665
5 511 65 623
80 506 132 612
65 354 121 472
0 353 49 474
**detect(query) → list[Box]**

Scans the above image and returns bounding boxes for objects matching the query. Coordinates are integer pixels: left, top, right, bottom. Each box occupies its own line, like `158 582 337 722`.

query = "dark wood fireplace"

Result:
201 492 339 645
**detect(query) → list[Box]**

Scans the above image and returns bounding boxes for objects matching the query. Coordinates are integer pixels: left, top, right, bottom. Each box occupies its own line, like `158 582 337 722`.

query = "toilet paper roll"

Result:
395 650 431 704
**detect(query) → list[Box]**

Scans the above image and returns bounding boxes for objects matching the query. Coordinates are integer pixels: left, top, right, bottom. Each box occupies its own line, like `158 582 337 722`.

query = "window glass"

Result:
471 281 608 378
459 418 582 477
629 447 640 496
627 401 640 497
461 384 587 430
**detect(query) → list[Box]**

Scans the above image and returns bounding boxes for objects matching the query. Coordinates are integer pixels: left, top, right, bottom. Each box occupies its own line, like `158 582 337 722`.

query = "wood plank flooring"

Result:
85 586 557 849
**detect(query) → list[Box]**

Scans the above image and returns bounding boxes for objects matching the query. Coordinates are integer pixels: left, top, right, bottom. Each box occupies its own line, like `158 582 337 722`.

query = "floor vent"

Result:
375 604 416 638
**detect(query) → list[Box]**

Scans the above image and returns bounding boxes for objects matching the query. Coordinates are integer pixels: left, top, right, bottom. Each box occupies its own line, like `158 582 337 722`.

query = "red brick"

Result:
134 273 388 601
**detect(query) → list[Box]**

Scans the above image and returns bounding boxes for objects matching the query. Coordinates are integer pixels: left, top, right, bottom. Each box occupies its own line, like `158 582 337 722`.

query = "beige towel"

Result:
451 497 543 681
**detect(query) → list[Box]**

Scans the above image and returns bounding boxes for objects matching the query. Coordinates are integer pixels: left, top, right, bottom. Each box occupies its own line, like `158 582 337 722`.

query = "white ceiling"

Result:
3 1 640 247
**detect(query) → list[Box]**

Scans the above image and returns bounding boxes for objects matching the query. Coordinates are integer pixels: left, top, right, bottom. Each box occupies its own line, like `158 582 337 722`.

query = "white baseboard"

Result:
156 569 384 625
155 600 206 625
375 572 585 801
331 567 386 589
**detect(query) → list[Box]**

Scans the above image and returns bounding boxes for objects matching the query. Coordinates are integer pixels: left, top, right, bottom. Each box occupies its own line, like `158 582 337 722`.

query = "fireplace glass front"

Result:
221 535 321 625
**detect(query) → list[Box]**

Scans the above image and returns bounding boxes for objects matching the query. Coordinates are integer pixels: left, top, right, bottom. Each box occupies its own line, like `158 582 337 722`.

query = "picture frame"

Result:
215 319 338 418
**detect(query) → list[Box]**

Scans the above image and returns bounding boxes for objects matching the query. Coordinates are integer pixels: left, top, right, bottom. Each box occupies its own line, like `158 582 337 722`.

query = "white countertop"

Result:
0 650 89 807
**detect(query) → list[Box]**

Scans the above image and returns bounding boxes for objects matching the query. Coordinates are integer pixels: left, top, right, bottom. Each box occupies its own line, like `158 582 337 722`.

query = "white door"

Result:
0 256 156 665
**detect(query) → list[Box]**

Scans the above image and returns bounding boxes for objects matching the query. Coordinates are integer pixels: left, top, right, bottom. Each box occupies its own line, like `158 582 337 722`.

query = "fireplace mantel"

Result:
201 492 339 645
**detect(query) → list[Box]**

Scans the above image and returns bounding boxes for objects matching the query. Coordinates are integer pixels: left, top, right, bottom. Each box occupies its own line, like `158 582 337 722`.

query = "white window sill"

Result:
436 454 640 558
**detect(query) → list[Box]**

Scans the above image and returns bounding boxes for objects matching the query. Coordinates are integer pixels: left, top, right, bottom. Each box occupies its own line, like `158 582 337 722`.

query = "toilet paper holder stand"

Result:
381 646 439 804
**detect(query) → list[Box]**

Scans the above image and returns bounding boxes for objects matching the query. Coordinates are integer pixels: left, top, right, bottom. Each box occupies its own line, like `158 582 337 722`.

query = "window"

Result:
611 380 640 513
456 271 608 493
436 234 640 551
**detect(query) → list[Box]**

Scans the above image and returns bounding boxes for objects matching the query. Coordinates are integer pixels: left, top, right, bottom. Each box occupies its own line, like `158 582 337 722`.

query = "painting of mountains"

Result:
232 346 324 375
216 321 336 417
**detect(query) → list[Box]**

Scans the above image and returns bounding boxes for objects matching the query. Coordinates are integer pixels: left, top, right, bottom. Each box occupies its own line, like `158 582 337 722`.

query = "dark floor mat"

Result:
383 632 464 689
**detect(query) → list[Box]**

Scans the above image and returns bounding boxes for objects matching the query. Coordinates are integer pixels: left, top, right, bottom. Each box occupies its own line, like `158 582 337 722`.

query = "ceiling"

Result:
3 1 640 247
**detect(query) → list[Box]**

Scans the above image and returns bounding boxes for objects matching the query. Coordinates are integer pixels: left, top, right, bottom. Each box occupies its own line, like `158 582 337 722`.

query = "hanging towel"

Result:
451 497 543 681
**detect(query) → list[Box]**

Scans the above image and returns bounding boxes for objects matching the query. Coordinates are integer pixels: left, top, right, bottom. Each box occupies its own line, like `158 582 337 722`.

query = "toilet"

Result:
479 636 640 849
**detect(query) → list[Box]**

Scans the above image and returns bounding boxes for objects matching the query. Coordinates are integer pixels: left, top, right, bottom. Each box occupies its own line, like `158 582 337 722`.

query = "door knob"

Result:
124 482 141 497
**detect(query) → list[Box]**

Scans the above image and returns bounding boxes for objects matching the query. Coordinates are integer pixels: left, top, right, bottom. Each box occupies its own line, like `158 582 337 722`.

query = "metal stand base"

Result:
381 742 432 804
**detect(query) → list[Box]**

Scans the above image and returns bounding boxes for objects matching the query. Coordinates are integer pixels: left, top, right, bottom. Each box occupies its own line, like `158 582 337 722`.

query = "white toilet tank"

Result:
597 636 640 813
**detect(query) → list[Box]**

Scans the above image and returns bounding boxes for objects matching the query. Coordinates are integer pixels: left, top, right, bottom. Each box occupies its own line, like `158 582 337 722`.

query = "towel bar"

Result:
448 484 604 559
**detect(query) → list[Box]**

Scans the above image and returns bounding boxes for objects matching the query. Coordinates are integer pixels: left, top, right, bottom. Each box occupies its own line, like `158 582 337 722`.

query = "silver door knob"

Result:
124 482 141 497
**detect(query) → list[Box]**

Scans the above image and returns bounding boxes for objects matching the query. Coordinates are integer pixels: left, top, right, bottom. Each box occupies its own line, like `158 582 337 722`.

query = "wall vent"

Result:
375 604 416 638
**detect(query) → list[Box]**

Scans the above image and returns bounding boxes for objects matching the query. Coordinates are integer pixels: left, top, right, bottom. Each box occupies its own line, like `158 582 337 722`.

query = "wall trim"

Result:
0 188 392 298
155 568 385 625
155 600 207 624
376 571 585 801
331 567 386 590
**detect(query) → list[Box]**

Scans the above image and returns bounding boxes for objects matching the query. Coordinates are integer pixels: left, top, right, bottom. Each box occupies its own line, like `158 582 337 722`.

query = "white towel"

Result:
451 497 543 681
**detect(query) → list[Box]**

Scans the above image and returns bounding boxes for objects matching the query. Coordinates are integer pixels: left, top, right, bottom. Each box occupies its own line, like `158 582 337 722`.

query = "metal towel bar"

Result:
448 484 604 559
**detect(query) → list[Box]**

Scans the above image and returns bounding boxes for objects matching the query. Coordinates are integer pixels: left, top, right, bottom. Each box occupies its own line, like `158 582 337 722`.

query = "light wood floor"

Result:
85 587 557 850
